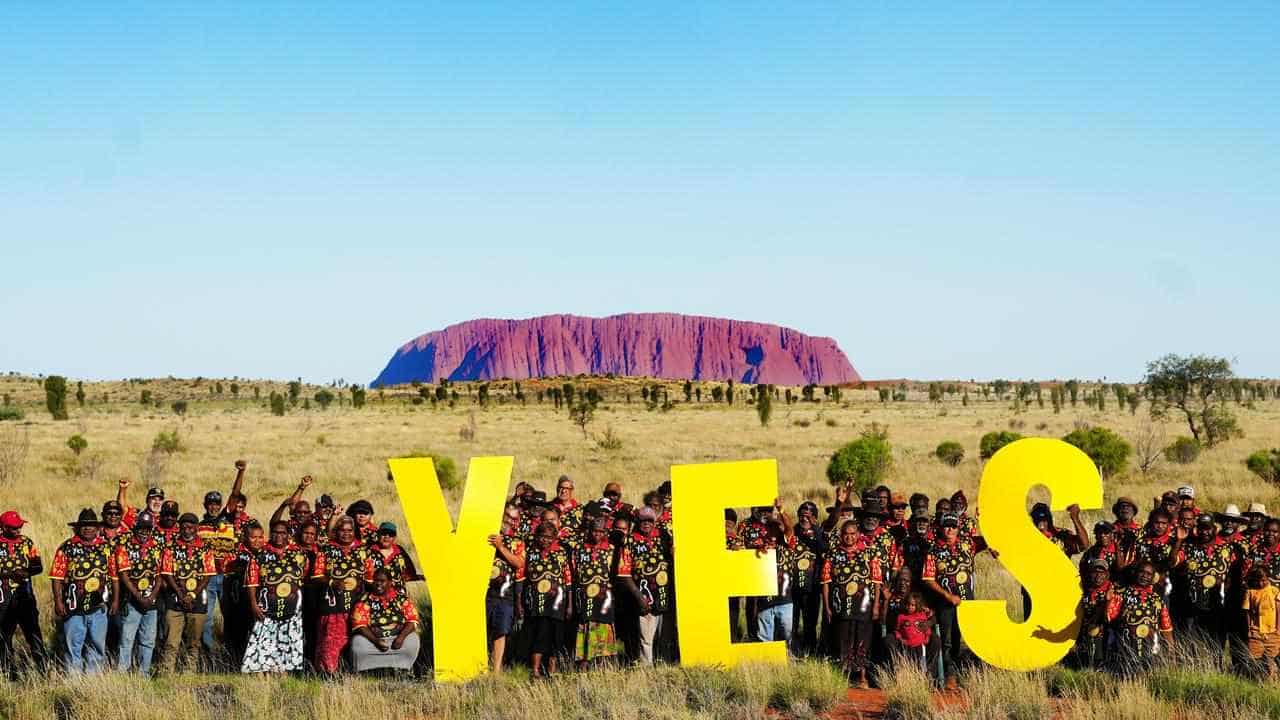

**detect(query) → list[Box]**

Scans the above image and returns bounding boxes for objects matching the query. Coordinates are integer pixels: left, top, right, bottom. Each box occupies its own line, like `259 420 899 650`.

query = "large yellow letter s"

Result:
958 438 1103 671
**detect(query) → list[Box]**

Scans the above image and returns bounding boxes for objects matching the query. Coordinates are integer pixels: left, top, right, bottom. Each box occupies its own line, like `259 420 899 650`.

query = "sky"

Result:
2 2 1277 384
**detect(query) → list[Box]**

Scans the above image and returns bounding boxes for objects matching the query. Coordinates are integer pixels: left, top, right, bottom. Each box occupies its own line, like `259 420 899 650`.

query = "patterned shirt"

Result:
351 587 420 638
821 535 883 620
1174 537 1233 609
1079 581 1112 640
792 524 825 594
0 534 40 605
161 536 217 613
488 534 526 601
617 528 673 614
50 535 113 615
112 535 164 609
571 538 616 624
246 543 310 621
312 540 374 615
922 537 983 601
1106 584 1173 649
761 535 800 609
522 540 573 620
369 544 418 593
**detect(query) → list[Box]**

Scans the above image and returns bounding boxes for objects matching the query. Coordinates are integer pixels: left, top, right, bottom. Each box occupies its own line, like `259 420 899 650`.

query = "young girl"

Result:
890 592 939 678
1243 567 1280 678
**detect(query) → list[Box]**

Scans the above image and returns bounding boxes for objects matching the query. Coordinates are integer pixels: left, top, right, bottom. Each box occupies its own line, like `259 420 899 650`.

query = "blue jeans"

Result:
63 607 108 675
118 603 158 674
202 574 223 650
756 602 794 646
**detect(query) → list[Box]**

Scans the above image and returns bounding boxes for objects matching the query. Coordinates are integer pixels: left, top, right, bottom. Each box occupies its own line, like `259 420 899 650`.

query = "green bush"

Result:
1062 426 1131 478
1246 449 1280 484
66 434 88 456
270 391 286 416
314 389 335 410
826 433 893 492
152 428 184 454
1164 436 1201 464
43 375 68 420
935 441 965 466
0 406 23 421
171 400 188 416
979 430 1023 460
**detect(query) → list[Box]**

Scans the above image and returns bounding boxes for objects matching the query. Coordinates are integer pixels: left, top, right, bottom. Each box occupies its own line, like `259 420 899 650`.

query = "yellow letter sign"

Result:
671 458 787 667
958 438 1103 670
388 455 512 682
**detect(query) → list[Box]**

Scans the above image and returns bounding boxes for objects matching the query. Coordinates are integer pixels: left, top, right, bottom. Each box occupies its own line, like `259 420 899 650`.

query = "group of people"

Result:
3 463 1280 688
0 461 423 677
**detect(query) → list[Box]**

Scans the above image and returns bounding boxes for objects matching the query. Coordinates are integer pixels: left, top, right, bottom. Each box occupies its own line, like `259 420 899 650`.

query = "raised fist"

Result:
235 460 247 470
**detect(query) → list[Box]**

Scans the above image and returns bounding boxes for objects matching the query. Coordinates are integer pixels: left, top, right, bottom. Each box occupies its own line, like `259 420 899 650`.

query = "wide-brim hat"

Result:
1216 504 1245 522
68 508 103 528
1246 503 1268 517
1112 497 1138 513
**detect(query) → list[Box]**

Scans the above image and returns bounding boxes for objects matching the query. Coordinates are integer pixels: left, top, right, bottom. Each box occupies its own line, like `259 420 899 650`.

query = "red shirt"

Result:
894 608 934 648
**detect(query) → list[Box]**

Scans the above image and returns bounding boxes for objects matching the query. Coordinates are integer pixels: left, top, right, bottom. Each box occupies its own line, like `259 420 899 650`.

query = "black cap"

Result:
146 487 165 500
69 508 102 528
160 500 180 517
102 500 124 514
133 511 155 530
178 512 199 524
1030 502 1052 522
1094 521 1115 534
316 494 334 509
1196 513 1216 526
940 513 960 528
204 491 222 506
348 499 374 516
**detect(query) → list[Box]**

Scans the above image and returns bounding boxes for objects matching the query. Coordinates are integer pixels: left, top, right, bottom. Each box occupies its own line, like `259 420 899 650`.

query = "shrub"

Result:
1246 449 1280 484
314 389 335 410
1062 426 1132 478
793 418 811 428
66 434 88 456
0 406 23 422
140 390 152 405
756 390 772 427
152 428 184 454
979 431 1022 460
1163 436 1201 464
171 400 188 416
43 375 68 420
569 400 594 438
935 441 965 467
825 418 838 427
270 392 286 416
826 433 893 492
596 426 623 451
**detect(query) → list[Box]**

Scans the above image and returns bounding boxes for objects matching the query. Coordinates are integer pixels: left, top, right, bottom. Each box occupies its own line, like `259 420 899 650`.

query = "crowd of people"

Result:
1 461 1279 688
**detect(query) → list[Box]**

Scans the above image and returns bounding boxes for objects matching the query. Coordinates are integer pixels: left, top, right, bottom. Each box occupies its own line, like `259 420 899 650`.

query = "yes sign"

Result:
388 438 1102 681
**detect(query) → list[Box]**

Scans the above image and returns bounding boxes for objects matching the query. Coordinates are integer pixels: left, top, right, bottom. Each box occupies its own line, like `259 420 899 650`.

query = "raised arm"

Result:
225 459 247 514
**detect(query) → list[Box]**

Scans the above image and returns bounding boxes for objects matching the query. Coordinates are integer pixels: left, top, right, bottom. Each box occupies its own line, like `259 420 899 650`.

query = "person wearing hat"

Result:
1170 513 1232 640
1022 503 1088 620
157 501 180 546
1071 558 1114 670
1176 486 1201 516
241 520 310 674
160 512 216 674
486 504 526 673
922 513 989 690
370 521 422 594
1158 491 1181 522
792 500 826 656
1218 504 1253 667
1244 504 1269 550
859 492 899 591
617 505 674 664
899 511 934 585
116 477 165 532
311 515 374 674
0 510 46 676
101 500 127 546
885 493 910 542
949 491 979 540
347 500 378 547
1110 497 1141 546
1244 519 1280 593
1105 560 1174 672
569 516 621 668
50 508 113 675
1080 521 1119 579
312 494 337 533
270 475 315 538
112 510 164 674
821 510 883 688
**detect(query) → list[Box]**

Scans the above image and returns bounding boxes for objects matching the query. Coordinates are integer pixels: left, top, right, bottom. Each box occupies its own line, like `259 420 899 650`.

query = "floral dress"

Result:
241 543 310 673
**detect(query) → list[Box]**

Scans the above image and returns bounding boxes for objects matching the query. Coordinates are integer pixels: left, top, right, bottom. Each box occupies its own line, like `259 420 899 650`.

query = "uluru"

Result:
371 313 860 387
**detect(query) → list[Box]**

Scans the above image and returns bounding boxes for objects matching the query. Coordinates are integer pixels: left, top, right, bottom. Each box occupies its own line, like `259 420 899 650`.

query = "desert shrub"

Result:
756 390 772 427
391 451 460 490
935 441 965 466
140 389 152 405
0 426 30 486
824 417 838 427
152 428 184 454
1062 426 1132 478
66 434 88 456
826 433 893 492
979 430 1022 460
0 406 23 421
793 418 811 428
43 375 68 420
596 426 623 451
569 400 595 437
270 392 286 416
1246 449 1280 484
1163 436 1201 464
171 400 188 416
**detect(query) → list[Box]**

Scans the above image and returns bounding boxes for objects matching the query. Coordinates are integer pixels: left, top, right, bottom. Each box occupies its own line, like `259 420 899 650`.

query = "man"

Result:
792 500 826 655
617 506 673 664
1176 507 1198 537
725 509 745 642
118 479 165 530
754 499 797 647
1080 521 1119 578
0 510 46 676
157 502 180 545
50 508 113 675
112 511 164 674
161 513 216 674
1111 497 1142 548
101 500 128 546
1072 558 1112 669
1106 560 1174 673
369 522 423 592
270 475 315 536
553 475 584 532
1119 508 1182 594
737 504 774 641
1245 519 1280 589
197 460 247 659
922 513 988 691
1245 504 1269 549
908 493 930 520
1219 504 1252 668
486 504 525 673
1176 486 1200 516
1023 503 1088 619
885 493 909 540
601 482 631 518
1170 513 1232 641
899 511 933 585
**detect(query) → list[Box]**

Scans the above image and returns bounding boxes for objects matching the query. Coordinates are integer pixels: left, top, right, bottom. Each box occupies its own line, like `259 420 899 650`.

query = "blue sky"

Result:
2 2 1277 383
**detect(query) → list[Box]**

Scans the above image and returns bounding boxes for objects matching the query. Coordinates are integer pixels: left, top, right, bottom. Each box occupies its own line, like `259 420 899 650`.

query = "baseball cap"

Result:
1094 521 1115 534
1087 558 1109 571
204 491 223 506
316 494 335 509
940 513 960 528
1177 485 1195 499
146 487 165 500
133 511 155 530
0 511 25 529
1196 513 1215 526
377 521 397 535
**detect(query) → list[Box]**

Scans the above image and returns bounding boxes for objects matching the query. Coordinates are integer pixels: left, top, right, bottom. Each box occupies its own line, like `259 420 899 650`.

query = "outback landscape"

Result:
2 353 1280 719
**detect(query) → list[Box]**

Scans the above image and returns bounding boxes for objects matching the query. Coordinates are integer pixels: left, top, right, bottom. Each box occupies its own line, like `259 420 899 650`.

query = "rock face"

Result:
372 313 860 387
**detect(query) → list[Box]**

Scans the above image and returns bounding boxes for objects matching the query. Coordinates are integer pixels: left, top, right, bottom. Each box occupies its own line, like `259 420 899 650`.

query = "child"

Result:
1243 567 1280 678
890 592 940 678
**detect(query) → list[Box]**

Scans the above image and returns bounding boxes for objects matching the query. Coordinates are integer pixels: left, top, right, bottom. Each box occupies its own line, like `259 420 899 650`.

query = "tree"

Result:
1164 436 1201 465
569 400 594 438
826 433 893 493
67 434 88 456
1062 426 1132 478
711 386 724 403
935 441 965 467
1064 379 1079 406
683 381 693 403
928 383 943 403
270 392 286 416
1246 450 1280 484
44 375 68 420
350 385 366 408
288 381 302 406
1144 354 1240 447
979 431 1022 461
878 388 890 403
230 382 240 398
992 379 1010 399
585 388 603 407
314 389 335 410
756 389 772 427
476 383 490 407
726 380 734 405
562 383 575 407
75 381 86 407
140 390 152 405
695 387 702 402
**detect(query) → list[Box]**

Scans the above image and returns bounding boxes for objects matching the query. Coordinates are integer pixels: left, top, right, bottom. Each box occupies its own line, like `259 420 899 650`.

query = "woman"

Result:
350 568 420 673
822 516 883 688
242 521 310 673
294 521 323 669
310 516 372 674
522 522 572 677
221 521 264 668
369 522 423 593
571 517 619 668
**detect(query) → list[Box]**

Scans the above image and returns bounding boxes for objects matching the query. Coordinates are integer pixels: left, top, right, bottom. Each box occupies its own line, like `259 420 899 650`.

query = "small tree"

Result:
569 400 594 438
1133 416 1166 474
979 431 1023 461
44 375 68 420
75 381 86 407
826 431 893 493
934 441 965 467
288 380 302 406
140 390 152 405
1246 449 1280 484
1144 353 1238 447
171 400 188 416
683 381 693 403
711 386 724 403
1164 436 1201 465
152 428 184 454
562 383 575 407
726 380 734 405
350 385 367 408
1062 426 1131 478
756 389 773 427
270 392 286 416
67 434 88 456
314 389 335 410
230 382 240 398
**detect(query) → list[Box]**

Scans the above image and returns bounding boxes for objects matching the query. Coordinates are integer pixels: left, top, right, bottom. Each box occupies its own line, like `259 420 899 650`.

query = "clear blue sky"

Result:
2 2 1277 384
